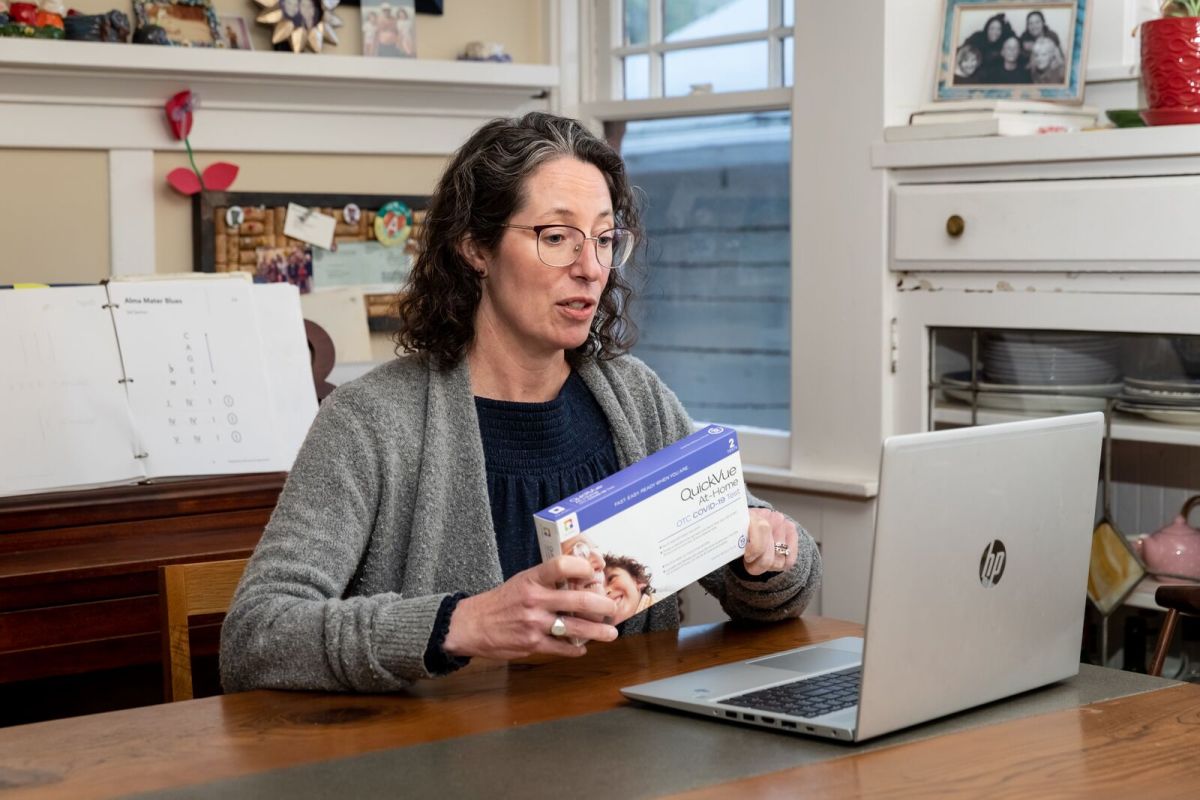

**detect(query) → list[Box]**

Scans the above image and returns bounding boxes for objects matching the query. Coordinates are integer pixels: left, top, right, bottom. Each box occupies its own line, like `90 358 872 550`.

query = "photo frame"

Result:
132 0 222 47
218 15 253 50
334 0 441 12
361 0 417 58
935 0 1090 103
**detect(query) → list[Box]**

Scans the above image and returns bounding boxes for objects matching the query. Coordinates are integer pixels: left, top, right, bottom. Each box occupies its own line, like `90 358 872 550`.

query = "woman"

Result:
953 44 982 85
1029 36 1066 84
981 36 1030 84
219 113 821 693
1020 11 1060 66
964 13 1016 78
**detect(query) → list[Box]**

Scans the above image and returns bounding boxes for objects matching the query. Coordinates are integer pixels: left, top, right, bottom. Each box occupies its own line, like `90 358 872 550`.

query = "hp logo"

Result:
707 426 725 435
979 540 1007 588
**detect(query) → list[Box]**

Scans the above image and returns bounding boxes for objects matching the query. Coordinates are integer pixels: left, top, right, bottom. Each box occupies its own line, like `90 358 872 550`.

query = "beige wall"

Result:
0 151 110 284
1 0 546 284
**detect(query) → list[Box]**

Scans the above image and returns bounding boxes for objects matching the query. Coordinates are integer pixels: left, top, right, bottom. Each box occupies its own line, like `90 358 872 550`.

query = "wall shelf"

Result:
872 126 1200 171
0 39 558 154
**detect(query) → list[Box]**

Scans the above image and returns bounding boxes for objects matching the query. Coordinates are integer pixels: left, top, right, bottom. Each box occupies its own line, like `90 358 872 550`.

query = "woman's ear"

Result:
458 236 490 278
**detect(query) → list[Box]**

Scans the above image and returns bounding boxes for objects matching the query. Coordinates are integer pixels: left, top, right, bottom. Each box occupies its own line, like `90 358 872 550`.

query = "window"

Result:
583 1 794 467
606 111 791 432
606 0 794 100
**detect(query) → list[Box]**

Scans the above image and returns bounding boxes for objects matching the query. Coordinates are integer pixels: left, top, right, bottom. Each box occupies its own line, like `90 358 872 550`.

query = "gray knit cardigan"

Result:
220 354 821 693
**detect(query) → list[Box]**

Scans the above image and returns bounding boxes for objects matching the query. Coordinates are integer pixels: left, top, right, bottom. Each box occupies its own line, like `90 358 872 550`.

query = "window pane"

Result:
783 0 793 27
783 35 793 87
623 54 650 100
665 0 768 42
664 41 768 96
625 0 648 45
608 112 792 432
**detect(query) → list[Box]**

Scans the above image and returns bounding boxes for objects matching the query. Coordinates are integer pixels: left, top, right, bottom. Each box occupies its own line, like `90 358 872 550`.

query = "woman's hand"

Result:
741 509 799 576
442 556 619 660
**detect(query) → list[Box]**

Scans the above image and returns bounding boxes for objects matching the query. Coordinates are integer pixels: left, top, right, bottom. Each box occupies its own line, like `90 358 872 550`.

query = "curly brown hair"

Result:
604 554 655 596
394 112 644 368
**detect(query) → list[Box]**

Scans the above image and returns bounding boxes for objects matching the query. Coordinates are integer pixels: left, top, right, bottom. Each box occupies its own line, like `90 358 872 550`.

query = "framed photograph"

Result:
361 0 416 58
935 0 1090 103
132 0 223 47
219 15 253 50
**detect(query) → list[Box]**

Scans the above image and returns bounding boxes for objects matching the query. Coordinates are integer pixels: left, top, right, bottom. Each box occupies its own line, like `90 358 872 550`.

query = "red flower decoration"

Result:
165 90 194 141
166 168 203 195
163 90 239 196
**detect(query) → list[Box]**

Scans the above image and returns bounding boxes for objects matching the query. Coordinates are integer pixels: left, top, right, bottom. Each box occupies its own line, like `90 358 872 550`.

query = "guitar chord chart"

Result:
106 279 282 477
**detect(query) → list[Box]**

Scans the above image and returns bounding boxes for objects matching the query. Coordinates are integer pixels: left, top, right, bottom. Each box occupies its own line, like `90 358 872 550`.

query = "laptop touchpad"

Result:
750 647 860 675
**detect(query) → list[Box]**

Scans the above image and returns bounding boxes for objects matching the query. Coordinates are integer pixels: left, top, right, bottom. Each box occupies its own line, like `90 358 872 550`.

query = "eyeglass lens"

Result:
536 226 635 269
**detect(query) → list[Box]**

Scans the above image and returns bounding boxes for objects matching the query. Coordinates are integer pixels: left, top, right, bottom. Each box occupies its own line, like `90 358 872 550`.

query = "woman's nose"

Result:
570 239 606 280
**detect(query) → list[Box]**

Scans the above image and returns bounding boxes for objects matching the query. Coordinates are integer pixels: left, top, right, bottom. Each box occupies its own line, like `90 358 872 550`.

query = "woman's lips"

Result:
557 299 595 322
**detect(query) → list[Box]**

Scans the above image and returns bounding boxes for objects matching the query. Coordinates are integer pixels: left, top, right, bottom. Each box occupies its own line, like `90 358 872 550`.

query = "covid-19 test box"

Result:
534 425 750 617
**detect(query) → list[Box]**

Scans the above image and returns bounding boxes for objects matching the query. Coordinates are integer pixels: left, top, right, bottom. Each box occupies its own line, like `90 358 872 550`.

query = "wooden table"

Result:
0 616 1197 799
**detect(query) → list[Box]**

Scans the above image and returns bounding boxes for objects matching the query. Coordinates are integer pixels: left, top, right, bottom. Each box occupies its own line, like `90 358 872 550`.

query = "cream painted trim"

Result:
0 39 558 154
549 0 581 119
743 466 879 499
871 126 1200 170
583 88 791 121
108 150 155 277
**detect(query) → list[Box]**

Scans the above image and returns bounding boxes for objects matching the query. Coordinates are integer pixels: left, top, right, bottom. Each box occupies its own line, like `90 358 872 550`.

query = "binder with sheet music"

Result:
0 275 318 497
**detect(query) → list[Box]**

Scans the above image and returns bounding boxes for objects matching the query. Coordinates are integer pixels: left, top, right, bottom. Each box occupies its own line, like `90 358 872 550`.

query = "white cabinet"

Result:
876 129 1200 637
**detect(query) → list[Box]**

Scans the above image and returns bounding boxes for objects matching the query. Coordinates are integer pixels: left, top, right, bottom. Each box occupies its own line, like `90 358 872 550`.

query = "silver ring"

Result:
774 543 790 557
550 616 568 637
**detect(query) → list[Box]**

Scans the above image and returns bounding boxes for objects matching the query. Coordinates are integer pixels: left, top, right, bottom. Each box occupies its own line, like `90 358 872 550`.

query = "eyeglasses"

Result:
503 224 636 270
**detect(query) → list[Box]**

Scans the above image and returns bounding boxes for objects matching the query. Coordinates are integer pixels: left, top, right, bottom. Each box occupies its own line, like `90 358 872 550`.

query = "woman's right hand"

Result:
441 556 619 660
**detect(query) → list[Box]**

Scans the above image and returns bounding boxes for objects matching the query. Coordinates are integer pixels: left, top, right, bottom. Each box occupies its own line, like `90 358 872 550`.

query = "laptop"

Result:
621 413 1104 742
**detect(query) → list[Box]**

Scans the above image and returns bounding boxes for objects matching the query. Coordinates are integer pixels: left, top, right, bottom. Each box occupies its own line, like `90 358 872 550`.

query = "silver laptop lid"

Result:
855 413 1103 741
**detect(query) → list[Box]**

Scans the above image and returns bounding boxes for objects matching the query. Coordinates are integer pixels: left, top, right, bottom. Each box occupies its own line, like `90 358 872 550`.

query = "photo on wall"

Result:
935 0 1090 103
361 0 416 58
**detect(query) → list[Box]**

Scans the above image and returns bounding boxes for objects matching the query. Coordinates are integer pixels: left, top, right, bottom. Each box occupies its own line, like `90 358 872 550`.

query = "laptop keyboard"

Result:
722 667 861 719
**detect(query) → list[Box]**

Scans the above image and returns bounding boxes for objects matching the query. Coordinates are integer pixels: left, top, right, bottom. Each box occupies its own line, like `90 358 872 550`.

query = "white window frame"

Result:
570 0 796 471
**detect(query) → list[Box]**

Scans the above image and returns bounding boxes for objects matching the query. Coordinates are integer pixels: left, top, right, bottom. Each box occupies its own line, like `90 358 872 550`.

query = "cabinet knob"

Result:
946 215 965 238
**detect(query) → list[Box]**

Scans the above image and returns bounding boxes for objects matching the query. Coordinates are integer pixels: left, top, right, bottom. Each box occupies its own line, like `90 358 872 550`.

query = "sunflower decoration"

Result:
254 0 342 53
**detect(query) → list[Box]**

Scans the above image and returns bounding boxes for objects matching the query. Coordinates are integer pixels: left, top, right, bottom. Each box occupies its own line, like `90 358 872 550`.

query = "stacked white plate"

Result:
1116 377 1200 425
982 332 1121 386
940 371 1117 413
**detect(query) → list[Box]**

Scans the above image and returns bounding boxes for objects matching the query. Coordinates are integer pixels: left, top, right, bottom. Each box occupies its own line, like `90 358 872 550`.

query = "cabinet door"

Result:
892 175 1200 271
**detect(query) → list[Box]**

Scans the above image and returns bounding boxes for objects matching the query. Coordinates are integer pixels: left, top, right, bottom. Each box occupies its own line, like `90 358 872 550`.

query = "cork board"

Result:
193 191 428 327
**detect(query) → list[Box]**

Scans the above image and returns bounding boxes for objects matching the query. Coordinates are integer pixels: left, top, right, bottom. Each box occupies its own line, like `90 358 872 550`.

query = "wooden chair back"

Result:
158 558 248 702
1149 584 1200 677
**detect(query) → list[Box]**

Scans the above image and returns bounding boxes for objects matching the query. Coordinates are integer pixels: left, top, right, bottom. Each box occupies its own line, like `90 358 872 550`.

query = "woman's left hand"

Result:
741 509 799 576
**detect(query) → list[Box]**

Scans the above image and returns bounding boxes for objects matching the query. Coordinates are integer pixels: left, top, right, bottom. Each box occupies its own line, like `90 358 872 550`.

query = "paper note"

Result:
283 203 337 250
312 240 413 291
300 287 373 363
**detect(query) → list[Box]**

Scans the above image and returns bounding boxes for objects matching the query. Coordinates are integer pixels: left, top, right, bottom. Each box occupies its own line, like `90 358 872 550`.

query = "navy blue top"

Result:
475 370 621 579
